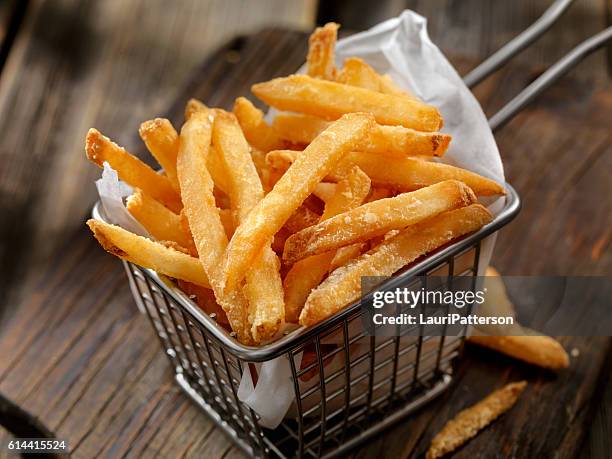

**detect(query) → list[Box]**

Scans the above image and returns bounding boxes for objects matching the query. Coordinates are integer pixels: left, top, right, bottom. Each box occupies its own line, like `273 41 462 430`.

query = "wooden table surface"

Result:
0 1 610 458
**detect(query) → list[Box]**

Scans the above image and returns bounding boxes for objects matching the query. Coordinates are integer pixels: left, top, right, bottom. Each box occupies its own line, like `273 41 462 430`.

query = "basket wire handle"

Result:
464 0 575 88
488 26 612 131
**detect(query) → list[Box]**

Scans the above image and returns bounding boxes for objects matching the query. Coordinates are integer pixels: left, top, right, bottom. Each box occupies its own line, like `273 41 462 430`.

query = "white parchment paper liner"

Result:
95 10 505 429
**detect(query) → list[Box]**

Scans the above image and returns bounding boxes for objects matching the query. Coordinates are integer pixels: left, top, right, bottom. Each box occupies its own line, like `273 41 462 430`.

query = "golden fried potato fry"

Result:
85 129 182 213
366 186 394 202
272 113 450 157
427 381 527 459
233 97 285 152
218 209 235 239
213 111 284 342
336 57 380 91
300 204 493 326
468 335 569 370
267 149 504 196
347 151 505 196
185 98 209 121
222 113 375 291
320 165 371 220
139 118 180 191
126 189 194 252
177 111 251 344
329 242 368 272
313 182 336 203
378 73 413 97
284 166 371 322
307 22 339 80
87 219 209 288
252 75 441 131
283 205 320 234
336 57 415 100
284 180 476 264
214 112 263 222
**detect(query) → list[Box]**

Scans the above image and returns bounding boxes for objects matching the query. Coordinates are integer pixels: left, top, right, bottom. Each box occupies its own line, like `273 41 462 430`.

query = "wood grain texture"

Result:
0 0 315 329
0 0 610 458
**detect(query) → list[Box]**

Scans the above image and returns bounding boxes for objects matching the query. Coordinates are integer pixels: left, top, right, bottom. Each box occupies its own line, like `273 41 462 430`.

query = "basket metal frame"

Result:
92 186 520 459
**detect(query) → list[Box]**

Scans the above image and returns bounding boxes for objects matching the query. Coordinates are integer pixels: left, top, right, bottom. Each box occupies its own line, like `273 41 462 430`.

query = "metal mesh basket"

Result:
91 185 520 458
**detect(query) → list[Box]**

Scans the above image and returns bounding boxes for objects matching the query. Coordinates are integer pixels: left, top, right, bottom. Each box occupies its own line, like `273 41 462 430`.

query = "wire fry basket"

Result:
91 186 520 459
89 2 612 454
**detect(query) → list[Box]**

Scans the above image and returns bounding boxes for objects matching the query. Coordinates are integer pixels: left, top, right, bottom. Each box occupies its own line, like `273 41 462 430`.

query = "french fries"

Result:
336 57 414 99
468 335 569 370
214 111 284 342
139 118 180 191
222 113 375 291
283 205 320 234
86 128 182 213
233 97 285 152
300 204 493 326
252 75 442 131
126 189 194 252
343 151 505 196
87 23 507 349
87 219 209 288
283 180 476 264
284 166 371 322
267 149 504 196
306 22 339 80
273 113 451 157
427 381 527 459
177 111 251 344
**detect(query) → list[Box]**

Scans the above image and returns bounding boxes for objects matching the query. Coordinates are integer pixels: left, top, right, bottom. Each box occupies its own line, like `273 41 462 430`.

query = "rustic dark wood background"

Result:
0 0 610 458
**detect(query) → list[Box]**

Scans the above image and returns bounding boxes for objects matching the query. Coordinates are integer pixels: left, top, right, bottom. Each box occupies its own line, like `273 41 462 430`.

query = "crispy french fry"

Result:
126 189 194 252
87 219 209 288
273 113 450 157
222 113 375 291
427 381 527 459
467 267 569 369
329 242 368 272
85 129 182 213
177 111 251 344
213 111 284 341
336 57 380 91
320 165 370 220
284 180 476 264
342 151 505 196
283 205 320 234
213 112 263 221
185 98 209 121
378 73 413 97
267 149 505 196
233 97 285 152
139 118 180 191
337 57 415 100
300 204 493 326
252 75 441 131
218 208 235 239
313 182 336 203
366 186 394 202
284 166 371 322
306 22 339 80
243 247 285 341
468 335 569 370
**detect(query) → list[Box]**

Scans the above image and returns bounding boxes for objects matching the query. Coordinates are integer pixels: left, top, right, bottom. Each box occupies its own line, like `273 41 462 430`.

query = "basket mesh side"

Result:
124 241 480 459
